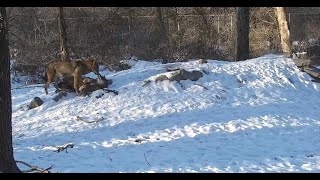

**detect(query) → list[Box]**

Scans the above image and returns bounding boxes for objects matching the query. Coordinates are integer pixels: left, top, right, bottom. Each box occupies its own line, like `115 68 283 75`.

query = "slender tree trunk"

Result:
155 7 168 42
275 7 291 54
195 7 211 43
58 7 69 62
173 7 180 49
155 7 169 58
0 7 21 173
235 7 249 61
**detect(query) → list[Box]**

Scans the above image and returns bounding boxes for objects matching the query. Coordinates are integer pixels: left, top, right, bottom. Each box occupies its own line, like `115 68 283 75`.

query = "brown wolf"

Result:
44 58 99 95
56 73 113 96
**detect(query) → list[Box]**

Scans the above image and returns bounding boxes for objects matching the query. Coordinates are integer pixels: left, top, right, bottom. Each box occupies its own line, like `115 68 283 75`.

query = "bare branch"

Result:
16 160 52 173
54 143 74 153
11 84 44 90
76 116 104 124
144 153 151 167
194 83 209 90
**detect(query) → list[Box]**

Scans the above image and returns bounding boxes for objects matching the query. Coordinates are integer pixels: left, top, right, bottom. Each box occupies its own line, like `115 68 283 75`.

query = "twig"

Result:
76 116 104 124
177 82 186 90
38 148 52 159
39 150 56 158
194 83 209 90
11 84 44 90
16 160 52 173
71 128 81 139
103 89 119 95
201 69 210 75
39 121 81 159
142 80 151 87
144 153 151 167
54 143 74 153
39 131 79 158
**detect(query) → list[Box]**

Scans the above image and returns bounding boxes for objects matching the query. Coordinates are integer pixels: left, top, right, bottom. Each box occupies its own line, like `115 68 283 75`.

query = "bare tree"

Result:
9 7 315 68
0 7 22 173
235 7 249 61
275 7 291 54
58 7 70 61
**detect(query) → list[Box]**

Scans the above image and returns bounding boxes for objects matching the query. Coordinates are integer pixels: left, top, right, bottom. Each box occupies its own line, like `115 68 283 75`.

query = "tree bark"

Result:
195 7 211 43
0 7 22 173
235 7 250 61
275 7 291 54
155 7 168 42
172 7 180 49
58 7 69 62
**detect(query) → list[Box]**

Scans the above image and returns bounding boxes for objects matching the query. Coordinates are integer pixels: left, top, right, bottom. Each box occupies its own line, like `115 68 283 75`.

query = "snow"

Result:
11 54 320 172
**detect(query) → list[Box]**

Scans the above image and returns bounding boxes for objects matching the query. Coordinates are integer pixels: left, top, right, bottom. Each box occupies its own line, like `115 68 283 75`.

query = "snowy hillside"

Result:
11 54 320 172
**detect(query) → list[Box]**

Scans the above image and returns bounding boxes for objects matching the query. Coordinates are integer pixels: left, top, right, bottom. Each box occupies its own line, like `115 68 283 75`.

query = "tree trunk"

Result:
58 7 69 62
195 7 211 43
0 7 21 173
154 7 169 58
275 7 291 54
155 7 168 42
235 7 250 61
172 7 180 49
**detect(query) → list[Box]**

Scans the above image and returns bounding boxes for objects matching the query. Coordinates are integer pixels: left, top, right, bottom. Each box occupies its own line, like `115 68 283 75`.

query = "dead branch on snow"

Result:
16 160 53 173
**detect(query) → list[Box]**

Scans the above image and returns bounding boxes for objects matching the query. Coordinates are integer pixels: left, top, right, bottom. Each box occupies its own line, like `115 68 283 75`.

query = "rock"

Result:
27 97 43 109
302 66 320 81
162 59 169 64
198 59 208 64
53 92 67 102
119 63 131 71
292 53 311 67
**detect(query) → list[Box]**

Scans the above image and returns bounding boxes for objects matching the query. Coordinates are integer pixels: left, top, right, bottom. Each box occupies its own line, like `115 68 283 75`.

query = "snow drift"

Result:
11 54 320 172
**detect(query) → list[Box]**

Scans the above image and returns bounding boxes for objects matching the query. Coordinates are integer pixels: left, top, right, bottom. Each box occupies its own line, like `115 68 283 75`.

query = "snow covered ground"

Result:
11 54 320 172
